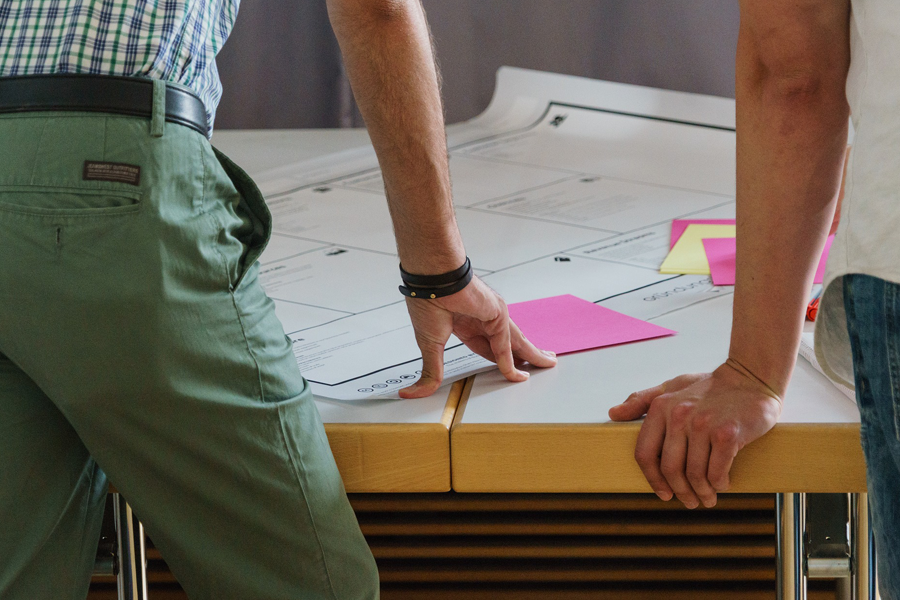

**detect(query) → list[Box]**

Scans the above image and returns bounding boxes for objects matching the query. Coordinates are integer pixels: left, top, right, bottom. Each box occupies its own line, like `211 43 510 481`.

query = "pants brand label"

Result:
83 161 141 186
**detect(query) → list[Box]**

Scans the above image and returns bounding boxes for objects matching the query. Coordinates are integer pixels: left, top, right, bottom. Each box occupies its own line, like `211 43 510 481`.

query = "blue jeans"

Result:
844 274 900 599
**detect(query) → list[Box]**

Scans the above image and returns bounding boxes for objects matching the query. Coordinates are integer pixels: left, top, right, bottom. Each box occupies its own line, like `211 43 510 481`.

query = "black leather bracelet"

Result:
399 257 474 299
399 257 471 287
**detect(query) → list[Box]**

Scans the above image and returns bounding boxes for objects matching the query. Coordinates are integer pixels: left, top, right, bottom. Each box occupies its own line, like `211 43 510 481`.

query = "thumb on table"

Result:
608 383 666 421
399 339 446 399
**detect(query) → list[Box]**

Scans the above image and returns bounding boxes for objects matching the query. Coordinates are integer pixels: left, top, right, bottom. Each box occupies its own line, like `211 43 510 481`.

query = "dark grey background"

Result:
214 1 739 130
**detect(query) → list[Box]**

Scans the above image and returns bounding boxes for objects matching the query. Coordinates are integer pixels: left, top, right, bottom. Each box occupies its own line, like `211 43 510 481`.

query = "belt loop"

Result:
150 79 166 138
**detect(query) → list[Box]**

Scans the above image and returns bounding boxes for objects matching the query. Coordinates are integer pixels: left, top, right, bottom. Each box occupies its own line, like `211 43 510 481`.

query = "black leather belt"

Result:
0 74 208 137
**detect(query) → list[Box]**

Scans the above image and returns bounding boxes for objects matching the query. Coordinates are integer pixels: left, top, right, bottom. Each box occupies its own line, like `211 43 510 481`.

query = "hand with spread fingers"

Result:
608 362 782 508
400 275 558 399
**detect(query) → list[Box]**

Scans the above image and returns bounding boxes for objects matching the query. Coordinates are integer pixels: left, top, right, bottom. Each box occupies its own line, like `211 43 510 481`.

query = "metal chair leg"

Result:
777 493 807 600
777 493 877 600
93 495 118 578
112 492 148 600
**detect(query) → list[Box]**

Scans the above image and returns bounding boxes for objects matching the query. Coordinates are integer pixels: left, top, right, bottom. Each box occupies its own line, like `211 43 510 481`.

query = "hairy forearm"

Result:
327 0 465 274
730 5 850 395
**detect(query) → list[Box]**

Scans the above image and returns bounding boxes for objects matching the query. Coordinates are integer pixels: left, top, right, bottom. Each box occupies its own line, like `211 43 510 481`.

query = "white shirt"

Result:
815 0 900 387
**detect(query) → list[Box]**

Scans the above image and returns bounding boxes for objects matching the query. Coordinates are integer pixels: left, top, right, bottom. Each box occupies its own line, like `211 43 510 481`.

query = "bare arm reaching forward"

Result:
326 0 557 397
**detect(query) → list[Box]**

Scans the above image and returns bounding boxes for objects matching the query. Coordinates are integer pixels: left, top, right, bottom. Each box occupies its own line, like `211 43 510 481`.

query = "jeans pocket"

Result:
210 147 272 289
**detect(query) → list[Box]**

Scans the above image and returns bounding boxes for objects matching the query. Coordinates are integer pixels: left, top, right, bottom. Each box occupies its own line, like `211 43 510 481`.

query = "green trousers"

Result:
0 107 378 599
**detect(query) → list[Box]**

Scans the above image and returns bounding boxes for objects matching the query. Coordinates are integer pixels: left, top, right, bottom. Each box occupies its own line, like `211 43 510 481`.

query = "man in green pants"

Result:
0 1 556 598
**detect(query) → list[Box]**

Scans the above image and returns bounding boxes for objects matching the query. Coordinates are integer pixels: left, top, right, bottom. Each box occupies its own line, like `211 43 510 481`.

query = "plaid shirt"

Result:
0 1 238 133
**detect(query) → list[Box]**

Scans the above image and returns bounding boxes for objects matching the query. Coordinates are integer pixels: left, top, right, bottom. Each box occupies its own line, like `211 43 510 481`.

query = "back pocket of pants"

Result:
0 185 142 217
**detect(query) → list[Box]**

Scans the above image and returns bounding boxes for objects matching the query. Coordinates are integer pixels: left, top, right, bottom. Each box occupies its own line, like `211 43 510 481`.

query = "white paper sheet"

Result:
569 202 737 269
480 255 672 305
457 105 736 196
340 155 575 208
271 299 349 334
260 234 328 265
259 246 400 315
454 209 610 272
472 176 731 234
598 275 731 322
251 69 740 400
267 187 396 254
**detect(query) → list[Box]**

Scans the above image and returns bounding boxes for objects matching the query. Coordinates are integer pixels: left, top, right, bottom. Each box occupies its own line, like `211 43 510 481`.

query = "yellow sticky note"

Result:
659 224 736 275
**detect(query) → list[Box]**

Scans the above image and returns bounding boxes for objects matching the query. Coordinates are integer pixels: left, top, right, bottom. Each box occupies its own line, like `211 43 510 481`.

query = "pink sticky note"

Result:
702 238 737 286
671 219 736 249
507 294 675 355
814 235 835 284
702 234 835 286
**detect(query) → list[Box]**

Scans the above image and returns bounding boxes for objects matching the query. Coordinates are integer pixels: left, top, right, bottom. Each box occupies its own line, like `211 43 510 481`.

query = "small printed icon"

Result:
549 114 567 127
386 379 402 384
313 187 331 193
400 374 417 380
554 256 571 262
358 388 374 393
326 248 348 256
372 383 388 389
580 177 599 183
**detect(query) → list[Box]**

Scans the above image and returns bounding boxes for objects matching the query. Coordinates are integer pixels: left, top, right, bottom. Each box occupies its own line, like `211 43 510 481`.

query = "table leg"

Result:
777 493 807 600
113 493 148 600
851 493 877 600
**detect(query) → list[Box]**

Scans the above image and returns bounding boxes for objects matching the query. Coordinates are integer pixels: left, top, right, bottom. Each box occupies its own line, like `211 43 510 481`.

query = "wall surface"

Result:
214 1 739 129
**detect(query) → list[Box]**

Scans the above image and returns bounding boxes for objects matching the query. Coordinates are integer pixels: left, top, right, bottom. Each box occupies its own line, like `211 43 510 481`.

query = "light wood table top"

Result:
452 294 865 494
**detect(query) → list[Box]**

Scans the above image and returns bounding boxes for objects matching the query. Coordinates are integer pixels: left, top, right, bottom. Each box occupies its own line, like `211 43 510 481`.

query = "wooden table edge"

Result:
321 380 466 493
451 399 866 494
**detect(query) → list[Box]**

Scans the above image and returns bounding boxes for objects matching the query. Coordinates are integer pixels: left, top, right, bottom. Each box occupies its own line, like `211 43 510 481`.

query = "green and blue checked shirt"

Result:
0 1 239 132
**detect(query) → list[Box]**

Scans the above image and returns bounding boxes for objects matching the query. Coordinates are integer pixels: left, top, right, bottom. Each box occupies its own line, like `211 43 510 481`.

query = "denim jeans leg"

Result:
844 274 900 600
